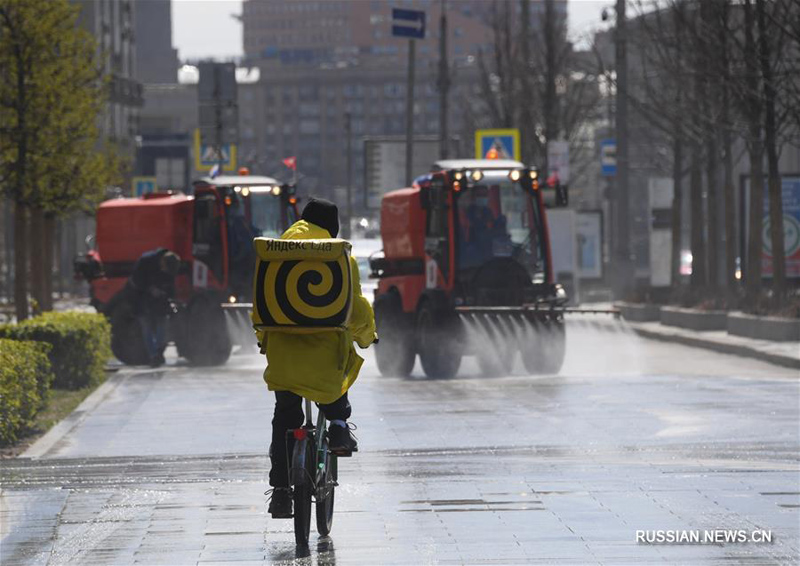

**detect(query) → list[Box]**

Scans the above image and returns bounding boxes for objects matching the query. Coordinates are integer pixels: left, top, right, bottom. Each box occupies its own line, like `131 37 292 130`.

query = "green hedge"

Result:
0 312 111 389
0 339 54 445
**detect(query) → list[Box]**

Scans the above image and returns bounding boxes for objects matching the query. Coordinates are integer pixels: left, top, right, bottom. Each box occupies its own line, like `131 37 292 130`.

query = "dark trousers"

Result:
137 314 166 360
269 390 351 488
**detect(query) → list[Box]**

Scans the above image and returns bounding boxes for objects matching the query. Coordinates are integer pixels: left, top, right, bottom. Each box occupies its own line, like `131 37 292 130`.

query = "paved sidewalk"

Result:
625 321 800 370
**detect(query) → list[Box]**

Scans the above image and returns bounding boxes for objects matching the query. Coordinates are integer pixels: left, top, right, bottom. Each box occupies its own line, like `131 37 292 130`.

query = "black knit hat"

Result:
301 198 339 238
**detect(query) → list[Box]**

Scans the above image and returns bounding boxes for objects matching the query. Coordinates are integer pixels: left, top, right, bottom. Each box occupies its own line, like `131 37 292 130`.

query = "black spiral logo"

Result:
254 254 352 329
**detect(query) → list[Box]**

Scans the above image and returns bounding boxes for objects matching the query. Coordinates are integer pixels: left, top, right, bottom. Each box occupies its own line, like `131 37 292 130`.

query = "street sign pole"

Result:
438 0 449 159
392 7 426 186
197 62 238 175
614 0 631 299
214 65 224 173
405 38 416 186
345 112 353 239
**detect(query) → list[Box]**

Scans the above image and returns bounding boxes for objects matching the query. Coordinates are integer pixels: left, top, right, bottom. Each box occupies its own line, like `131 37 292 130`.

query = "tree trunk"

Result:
745 142 765 302
671 134 683 286
700 0 720 293
719 0 737 295
757 0 786 304
743 0 764 305
690 147 707 290
42 213 56 311
543 0 558 172
705 134 720 291
3 200 13 303
722 127 736 292
56 218 64 299
29 206 45 314
519 0 530 162
13 201 29 321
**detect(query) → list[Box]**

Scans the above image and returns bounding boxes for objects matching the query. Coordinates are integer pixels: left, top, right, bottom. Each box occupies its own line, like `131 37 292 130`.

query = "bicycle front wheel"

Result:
292 438 313 546
315 442 337 536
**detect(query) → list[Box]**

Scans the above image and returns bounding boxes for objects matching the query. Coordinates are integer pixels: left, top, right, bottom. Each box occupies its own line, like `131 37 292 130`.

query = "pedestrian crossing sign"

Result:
132 177 157 197
475 129 521 161
193 129 237 172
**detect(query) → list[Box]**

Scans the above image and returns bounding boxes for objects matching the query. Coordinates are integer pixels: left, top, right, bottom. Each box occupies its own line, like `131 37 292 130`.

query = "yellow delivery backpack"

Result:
251 238 353 333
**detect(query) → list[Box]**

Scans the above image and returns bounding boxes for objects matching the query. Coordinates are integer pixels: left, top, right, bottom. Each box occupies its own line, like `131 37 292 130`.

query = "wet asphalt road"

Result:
1 320 798 565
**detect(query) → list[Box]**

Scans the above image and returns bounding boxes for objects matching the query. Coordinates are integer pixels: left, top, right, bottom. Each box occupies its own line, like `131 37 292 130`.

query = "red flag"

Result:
282 156 297 170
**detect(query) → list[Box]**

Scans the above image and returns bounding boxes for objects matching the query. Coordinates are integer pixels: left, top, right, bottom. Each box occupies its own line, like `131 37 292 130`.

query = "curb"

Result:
22 367 145 459
630 325 800 371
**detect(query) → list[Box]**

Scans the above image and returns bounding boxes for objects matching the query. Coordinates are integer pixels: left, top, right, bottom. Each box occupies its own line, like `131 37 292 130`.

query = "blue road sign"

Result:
475 129 520 161
601 139 617 176
132 177 157 197
392 8 426 39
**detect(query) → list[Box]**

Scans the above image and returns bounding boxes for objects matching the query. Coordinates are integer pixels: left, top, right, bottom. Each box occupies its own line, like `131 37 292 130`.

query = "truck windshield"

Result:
457 173 545 279
248 191 292 237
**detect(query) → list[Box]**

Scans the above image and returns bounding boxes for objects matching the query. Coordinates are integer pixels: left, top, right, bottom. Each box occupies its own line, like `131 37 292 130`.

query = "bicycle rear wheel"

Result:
315 439 337 536
292 437 313 546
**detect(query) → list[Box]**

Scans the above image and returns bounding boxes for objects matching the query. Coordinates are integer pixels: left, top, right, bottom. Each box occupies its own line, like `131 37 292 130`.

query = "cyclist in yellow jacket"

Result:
257 198 376 518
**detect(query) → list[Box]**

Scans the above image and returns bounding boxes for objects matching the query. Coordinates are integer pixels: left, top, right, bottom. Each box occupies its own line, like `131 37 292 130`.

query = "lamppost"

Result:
602 0 631 300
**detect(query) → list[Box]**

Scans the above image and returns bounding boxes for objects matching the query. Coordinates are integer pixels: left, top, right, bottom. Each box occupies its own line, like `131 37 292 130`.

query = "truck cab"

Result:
191 175 299 302
371 159 569 378
76 174 299 366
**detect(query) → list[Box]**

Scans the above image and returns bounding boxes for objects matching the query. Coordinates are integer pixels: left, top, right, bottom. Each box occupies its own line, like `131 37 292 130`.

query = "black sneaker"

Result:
328 423 358 456
267 488 292 518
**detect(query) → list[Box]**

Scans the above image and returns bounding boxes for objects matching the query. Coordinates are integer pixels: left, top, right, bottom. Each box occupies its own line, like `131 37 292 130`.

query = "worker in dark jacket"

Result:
127 248 180 367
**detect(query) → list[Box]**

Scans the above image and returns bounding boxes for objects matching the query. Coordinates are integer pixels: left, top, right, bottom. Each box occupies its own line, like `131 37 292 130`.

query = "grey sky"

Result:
171 0 610 61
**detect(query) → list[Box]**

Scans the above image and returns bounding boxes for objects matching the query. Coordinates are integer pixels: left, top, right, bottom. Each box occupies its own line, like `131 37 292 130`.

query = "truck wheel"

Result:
520 319 566 375
476 336 516 376
109 303 149 365
178 295 232 366
374 293 415 377
417 302 461 379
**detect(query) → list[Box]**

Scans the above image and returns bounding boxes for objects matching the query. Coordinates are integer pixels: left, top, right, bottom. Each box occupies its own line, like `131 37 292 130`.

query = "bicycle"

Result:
288 337 378 547
288 398 339 547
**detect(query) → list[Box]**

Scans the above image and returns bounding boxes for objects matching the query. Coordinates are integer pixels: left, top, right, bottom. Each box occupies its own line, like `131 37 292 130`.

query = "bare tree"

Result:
620 1 711 292
472 0 601 188
757 0 788 303
740 0 766 303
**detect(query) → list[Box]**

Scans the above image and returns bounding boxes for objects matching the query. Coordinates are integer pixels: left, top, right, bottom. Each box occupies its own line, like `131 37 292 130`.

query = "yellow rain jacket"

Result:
254 220 376 404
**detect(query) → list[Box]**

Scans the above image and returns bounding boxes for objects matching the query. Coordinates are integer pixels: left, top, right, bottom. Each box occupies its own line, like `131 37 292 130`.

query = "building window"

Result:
384 83 402 97
299 119 320 134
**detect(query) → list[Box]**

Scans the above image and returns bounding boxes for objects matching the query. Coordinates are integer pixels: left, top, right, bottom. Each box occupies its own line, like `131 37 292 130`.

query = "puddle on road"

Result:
400 507 545 512
399 497 546 513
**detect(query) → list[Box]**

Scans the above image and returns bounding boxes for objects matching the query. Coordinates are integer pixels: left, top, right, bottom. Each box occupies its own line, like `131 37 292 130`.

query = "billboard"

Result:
741 175 800 279
763 177 800 277
364 137 441 209
547 140 570 184
576 211 603 279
